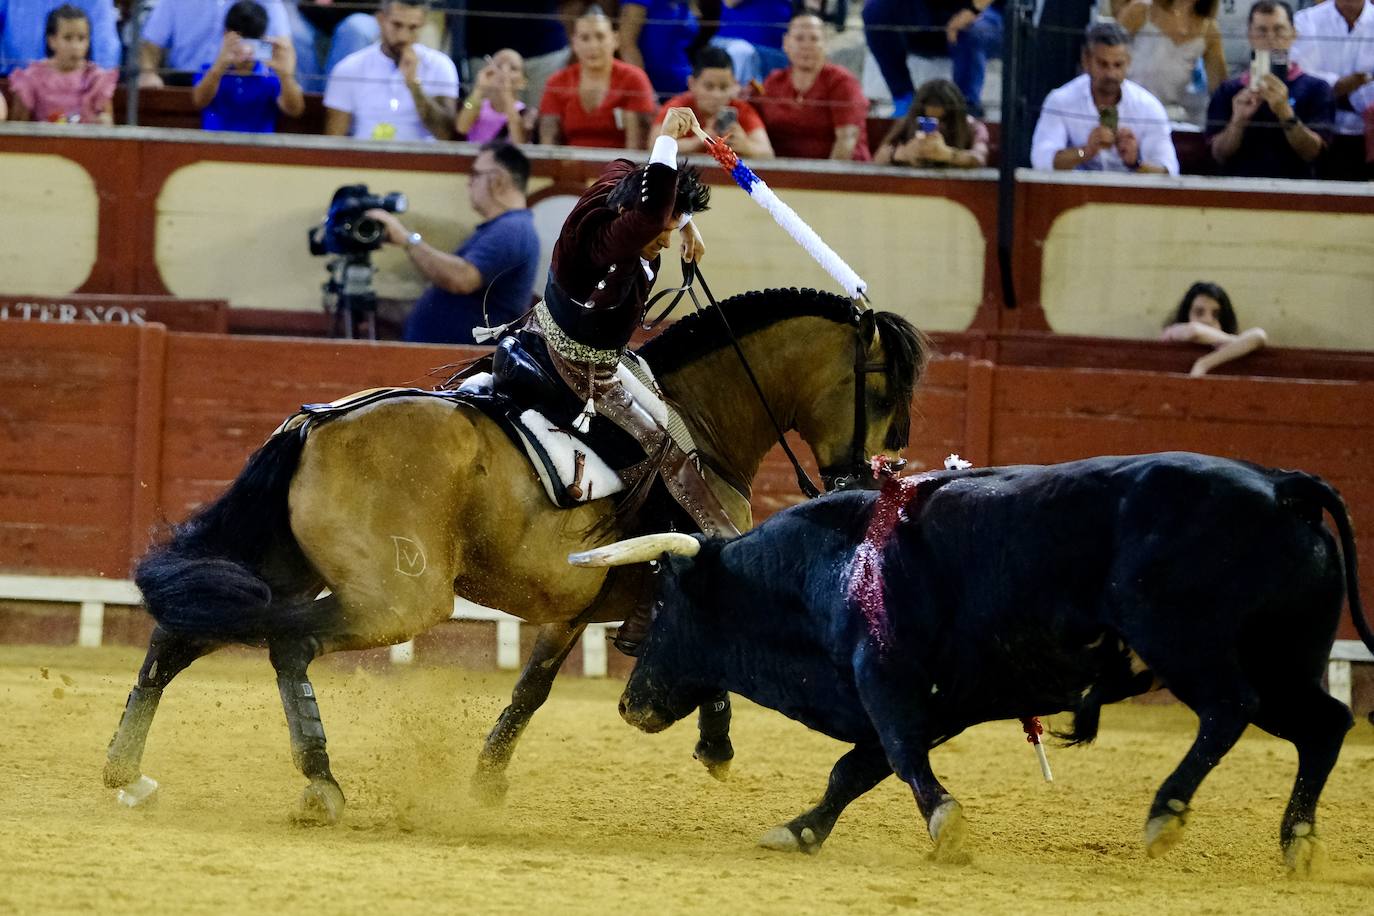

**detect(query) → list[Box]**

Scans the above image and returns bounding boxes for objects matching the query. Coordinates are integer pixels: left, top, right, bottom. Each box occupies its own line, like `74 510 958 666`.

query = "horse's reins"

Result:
643 260 822 499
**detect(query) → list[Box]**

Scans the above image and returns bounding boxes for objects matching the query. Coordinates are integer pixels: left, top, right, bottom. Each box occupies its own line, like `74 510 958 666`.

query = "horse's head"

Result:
798 306 929 492
642 289 929 496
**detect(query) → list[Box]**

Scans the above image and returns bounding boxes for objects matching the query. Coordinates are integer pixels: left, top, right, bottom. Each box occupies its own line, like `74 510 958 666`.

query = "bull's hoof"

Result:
927 798 970 865
759 823 822 855
1283 823 1327 877
294 779 345 826
1145 799 1189 858
103 758 140 789
694 738 734 781
471 763 509 807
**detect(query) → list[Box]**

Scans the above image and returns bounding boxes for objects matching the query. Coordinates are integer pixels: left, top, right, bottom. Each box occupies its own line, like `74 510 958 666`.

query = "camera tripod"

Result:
322 252 378 340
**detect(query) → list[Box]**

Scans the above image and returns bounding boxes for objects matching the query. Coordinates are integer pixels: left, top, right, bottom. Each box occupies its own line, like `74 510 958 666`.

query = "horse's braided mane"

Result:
639 287 857 374
638 287 929 413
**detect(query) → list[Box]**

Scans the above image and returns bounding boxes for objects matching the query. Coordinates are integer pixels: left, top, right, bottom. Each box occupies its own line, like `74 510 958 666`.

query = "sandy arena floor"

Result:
1 645 1372 914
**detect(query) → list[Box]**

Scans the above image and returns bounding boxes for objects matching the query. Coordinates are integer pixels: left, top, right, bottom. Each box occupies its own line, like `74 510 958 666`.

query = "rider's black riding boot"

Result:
612 601 653 656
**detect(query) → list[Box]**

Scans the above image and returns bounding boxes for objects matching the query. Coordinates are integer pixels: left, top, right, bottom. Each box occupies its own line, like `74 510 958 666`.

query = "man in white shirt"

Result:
1030 21 1180 174
1293 0 1374 136
323 0 458 141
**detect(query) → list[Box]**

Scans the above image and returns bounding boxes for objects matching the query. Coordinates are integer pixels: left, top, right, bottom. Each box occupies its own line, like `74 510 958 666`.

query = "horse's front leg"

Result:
694 691 734 779
473 620 586 805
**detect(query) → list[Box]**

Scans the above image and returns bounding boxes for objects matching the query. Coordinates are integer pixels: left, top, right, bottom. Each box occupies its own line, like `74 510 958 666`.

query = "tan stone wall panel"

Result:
155 162 554 311
1041 203 1374 350
0 153 98 295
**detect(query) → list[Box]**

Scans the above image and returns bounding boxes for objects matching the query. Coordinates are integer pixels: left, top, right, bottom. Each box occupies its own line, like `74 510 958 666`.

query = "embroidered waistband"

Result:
533 300 623 368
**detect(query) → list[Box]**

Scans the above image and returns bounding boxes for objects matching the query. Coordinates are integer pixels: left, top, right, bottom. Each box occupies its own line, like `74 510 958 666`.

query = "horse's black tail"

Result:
135 427 317 644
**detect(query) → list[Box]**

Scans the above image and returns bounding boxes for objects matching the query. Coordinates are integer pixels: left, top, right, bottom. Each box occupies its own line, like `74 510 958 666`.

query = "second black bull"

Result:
571 452 1374 871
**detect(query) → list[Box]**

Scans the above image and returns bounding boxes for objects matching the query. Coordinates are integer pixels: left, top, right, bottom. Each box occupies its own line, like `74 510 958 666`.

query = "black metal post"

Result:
996 0 1031 311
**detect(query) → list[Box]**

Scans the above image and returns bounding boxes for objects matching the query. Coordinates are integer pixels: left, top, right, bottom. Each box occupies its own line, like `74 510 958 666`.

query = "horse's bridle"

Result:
821 317 903 492
644 262 897 498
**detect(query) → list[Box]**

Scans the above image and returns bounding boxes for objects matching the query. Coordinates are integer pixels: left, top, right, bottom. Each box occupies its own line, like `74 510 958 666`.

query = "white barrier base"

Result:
0 575 617 678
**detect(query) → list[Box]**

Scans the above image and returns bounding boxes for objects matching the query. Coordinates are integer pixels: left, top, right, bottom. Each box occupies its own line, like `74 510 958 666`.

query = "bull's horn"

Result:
568 533 700 567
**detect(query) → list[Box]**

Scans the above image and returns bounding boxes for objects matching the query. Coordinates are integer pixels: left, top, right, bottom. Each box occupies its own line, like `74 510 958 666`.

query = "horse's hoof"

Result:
759 824 820 854
471 765 509 807
1145 799 1188 858
694 738 734 781
1284 823 1327 877
927 798 970 865
114 774 159 808
294 779 345 826
103 758 140 789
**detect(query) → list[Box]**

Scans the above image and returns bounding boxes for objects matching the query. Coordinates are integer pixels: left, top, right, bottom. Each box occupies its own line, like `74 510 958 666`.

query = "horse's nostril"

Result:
618 698 628 717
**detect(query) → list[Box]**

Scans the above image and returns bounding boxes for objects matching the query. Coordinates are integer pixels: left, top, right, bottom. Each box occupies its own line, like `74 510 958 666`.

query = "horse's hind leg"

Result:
473 620 585 805
269 636 344 825
104 625 216 791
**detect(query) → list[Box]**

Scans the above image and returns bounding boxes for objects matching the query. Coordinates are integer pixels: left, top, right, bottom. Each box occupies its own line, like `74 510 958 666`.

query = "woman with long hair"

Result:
1161 281 1268 376
874 78 989 168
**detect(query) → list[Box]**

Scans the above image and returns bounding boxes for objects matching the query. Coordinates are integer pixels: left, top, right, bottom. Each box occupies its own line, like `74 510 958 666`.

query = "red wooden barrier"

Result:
2 322 1371 640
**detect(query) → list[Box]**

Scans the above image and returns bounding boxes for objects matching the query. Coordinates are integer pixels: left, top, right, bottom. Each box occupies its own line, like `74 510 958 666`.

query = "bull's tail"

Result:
1276 473 1374 658
135 427 320 644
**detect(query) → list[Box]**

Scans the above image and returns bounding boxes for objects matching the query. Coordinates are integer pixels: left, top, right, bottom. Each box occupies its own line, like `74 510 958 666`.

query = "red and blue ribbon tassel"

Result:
693 128 868 301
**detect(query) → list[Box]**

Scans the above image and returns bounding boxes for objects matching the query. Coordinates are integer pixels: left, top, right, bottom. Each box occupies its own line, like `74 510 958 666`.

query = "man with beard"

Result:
323 0 458 140
1030 20 1179 174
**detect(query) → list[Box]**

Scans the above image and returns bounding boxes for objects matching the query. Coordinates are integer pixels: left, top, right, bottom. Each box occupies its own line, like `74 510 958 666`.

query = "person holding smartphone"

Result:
874 78 989 168
651 46 775 158
1030 21 1179 173
191 0 304 134
1207 0 1333 179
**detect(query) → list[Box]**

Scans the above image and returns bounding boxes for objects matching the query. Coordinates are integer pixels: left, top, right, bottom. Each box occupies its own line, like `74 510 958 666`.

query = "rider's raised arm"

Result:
580 134 681 266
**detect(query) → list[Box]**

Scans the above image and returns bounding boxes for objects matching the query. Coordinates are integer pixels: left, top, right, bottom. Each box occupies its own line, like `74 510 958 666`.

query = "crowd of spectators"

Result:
1 0 1373 179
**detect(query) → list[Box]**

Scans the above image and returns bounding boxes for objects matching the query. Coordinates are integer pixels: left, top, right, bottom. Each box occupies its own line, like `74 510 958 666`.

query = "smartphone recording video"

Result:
1098 106 1118 132
1250 48 1271 85
250 39 275 63
715 108 739 133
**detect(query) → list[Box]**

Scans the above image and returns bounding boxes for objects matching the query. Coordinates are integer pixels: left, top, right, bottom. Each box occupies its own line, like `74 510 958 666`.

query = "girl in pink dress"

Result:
8 5 118 125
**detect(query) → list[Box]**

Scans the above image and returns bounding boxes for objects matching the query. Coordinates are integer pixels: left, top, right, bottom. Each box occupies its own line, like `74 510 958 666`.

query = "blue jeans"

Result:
862 0 1003 114
289 10 381 90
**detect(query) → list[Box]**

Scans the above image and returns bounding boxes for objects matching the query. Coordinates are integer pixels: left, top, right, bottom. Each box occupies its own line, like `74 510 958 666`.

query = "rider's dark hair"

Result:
607 162 711 217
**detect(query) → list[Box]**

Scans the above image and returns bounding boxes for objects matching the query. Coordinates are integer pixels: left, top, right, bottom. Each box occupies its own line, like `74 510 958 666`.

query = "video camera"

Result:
308 184 408 256
307 184 408 339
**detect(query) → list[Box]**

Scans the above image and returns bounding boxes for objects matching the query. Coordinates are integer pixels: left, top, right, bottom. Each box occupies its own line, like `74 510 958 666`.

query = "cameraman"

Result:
366 142 541 345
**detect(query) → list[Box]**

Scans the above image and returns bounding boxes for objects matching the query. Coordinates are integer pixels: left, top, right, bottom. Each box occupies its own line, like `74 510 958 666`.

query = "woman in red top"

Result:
756 13 870 161
538 8 657 149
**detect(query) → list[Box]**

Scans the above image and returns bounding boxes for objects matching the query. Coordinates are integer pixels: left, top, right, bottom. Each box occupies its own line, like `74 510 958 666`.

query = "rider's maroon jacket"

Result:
545 156 677 351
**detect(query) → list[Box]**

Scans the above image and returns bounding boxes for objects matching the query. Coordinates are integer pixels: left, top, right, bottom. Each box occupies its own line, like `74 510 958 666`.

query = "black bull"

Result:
571 452 1374 870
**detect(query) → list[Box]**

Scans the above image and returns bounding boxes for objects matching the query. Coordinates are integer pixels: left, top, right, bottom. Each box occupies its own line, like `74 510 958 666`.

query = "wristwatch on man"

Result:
406 231 423 248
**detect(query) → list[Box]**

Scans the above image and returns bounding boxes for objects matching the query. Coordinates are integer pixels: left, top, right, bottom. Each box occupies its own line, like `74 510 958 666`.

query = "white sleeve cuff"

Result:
677 213 692 229
650 134 680 168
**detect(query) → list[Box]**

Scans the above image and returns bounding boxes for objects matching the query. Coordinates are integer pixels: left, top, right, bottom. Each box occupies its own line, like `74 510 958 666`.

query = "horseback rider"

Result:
493 106 740 654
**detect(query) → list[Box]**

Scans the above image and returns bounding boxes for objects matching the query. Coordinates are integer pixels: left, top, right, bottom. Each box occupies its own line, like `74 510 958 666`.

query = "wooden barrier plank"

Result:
993 367 1374 429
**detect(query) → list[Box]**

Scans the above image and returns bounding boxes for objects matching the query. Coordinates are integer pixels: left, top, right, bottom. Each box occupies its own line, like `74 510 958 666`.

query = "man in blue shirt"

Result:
139 0 292 87
191 0 304 133
0 0 120 73
368 142 542 345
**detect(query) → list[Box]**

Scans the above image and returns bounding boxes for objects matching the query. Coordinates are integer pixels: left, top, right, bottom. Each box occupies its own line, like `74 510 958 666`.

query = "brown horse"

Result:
103 288 928 824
